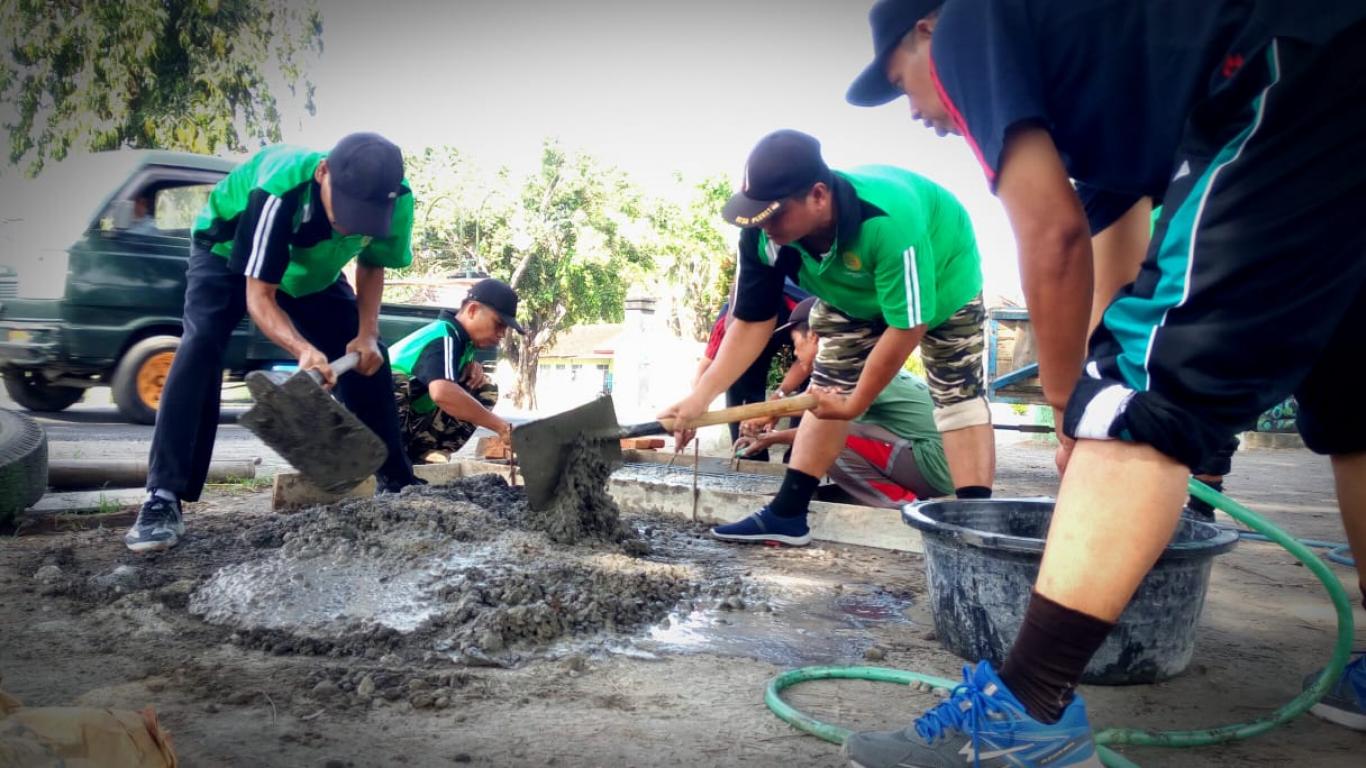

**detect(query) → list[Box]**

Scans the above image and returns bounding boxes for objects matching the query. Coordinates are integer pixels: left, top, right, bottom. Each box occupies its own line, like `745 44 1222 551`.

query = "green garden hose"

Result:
764 479 1357 767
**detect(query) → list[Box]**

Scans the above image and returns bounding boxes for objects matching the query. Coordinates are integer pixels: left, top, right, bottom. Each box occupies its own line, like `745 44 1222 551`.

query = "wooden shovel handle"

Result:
666 393 817 431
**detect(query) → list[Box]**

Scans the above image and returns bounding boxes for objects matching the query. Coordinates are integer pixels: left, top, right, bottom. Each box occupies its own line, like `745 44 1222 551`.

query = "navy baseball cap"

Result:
775 296 818 335
722 130 833 228
466 278 526 335
326 132 406 238
846 0 945 107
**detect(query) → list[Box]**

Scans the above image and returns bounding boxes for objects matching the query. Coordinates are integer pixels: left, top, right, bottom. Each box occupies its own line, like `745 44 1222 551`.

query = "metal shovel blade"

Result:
511 395 624 511
238 368 387 494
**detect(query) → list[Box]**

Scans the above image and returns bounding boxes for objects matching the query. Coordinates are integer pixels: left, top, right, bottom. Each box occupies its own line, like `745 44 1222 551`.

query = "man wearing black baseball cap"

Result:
660 128 994 548
128 133 423 553
389 278 524 462
843 1 1366 766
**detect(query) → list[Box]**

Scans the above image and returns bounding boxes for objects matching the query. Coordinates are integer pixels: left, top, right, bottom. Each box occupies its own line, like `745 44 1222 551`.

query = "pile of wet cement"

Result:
187 467 728 664
538 433 634 546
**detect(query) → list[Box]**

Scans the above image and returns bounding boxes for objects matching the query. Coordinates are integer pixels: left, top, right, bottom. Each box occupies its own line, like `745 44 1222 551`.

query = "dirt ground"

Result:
2 441 1363 767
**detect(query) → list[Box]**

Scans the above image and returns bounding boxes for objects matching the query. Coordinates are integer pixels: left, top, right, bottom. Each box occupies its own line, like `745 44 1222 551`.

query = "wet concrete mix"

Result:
180 437 760 667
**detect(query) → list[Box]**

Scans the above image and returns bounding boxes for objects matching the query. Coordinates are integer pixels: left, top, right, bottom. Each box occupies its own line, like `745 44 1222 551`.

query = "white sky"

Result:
282 0 1022 300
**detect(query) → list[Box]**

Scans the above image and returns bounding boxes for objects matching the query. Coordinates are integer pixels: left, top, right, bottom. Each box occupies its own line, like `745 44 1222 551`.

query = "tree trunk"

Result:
512 340 541 410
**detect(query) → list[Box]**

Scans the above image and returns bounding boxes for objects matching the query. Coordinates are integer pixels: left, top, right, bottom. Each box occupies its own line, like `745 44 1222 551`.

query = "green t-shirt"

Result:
390 313 476 414
857 371 953 494
734 166 982 330
192 144 414 298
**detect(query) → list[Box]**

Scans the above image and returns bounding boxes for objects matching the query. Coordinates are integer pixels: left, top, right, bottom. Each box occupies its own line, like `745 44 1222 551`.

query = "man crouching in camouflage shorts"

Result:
660 130 994 547
389 279 523 462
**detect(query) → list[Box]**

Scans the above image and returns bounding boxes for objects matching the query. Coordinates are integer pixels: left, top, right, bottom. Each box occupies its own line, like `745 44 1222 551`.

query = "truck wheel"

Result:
0 408 48 525
112 335 180 425
2 370 85 412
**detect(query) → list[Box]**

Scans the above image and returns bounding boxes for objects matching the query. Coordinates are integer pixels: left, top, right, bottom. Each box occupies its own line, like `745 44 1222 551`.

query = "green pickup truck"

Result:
0 150 447 424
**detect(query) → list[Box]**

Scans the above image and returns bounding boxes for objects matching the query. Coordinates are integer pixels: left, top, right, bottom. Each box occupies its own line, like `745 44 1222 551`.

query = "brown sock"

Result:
998 591 1116 724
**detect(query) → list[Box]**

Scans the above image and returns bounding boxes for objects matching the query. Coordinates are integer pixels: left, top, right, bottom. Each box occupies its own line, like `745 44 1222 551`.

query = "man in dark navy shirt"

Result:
843 1 1366 765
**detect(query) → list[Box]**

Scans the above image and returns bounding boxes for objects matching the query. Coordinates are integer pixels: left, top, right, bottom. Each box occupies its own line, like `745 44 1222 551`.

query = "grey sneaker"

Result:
124 496 185 553
1305 655 1366 731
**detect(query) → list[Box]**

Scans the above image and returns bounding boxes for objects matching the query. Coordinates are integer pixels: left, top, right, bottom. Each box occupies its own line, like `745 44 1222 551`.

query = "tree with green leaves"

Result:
409 141 654 409
646 174 736 342
404 145 502 275
0 0 323 175
488 142 653 408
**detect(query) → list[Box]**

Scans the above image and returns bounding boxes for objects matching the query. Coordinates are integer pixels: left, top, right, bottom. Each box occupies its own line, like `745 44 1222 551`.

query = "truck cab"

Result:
0 150 445 424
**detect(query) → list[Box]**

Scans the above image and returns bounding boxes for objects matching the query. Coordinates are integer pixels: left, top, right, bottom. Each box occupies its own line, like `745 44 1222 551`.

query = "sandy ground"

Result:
2 441 1363 767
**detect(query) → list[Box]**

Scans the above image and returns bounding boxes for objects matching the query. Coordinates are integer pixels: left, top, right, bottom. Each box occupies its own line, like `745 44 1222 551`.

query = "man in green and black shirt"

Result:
390 278 524 461
130 132 421 553
660 129 994 547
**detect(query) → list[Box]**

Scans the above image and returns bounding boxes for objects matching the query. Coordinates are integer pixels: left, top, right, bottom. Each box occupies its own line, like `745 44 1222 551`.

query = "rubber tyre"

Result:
0 407 48 525
111 335 180 425
2 370 84 412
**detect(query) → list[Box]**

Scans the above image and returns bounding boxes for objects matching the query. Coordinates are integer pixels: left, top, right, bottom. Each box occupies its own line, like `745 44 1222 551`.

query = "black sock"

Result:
999 591 1115 724
1185 479 1223 518
768 469 820 518
955 485 992 500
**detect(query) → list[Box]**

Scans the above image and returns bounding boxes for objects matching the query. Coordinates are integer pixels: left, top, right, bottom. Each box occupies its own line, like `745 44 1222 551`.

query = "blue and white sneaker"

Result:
124 495 185 553
842 661 1102 768
711 506 811 547
1304 654 1366 731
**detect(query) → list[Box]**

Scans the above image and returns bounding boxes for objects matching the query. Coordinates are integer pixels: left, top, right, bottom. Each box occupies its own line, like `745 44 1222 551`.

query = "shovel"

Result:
511 393 817 510
238 352 388 494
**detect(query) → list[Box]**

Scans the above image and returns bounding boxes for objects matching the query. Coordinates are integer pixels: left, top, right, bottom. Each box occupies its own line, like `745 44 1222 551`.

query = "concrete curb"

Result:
271 458 924 554
1238 431 1306 451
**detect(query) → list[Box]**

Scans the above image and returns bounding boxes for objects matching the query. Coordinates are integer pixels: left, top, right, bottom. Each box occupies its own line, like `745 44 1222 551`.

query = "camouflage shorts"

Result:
808 294 986 409
393 374 499 462
808 300 886 394
919 293 986 409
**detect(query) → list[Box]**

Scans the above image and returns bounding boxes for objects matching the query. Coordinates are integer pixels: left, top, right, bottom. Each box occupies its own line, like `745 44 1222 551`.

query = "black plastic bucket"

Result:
902 499 1238 685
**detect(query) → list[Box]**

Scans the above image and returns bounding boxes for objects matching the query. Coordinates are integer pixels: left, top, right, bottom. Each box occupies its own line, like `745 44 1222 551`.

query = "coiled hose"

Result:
765 479 1357 767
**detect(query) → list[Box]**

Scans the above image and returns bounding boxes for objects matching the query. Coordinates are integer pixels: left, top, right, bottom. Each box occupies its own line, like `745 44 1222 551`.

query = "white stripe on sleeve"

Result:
902 246 921 326
444 335 454 381
246 195 283 279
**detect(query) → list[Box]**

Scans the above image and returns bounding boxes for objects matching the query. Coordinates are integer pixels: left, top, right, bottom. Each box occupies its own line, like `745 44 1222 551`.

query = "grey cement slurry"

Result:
189 468 920 668
631 582 914 667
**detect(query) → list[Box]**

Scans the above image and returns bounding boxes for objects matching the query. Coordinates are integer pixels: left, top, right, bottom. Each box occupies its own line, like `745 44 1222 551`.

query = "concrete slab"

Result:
26 487 145 514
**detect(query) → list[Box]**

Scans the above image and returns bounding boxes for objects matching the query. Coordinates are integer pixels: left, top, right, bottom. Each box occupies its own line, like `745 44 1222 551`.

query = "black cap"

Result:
721 130 832 229
846 0 944 107
775 296 817 335
326 132 406 238
466 278 526 335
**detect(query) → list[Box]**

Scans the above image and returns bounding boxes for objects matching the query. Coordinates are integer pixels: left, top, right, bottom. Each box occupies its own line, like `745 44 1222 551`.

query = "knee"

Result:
172 332 230 363
933 396 991 432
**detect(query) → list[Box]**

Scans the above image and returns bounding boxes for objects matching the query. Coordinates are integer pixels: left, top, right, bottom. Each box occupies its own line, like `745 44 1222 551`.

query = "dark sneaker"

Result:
1305 654 1366 731
843 661 1102 768
711 506 811 547
1181 504 1215 524
124 496 184 553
